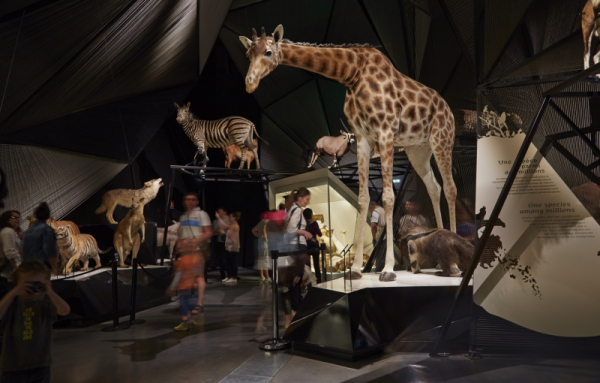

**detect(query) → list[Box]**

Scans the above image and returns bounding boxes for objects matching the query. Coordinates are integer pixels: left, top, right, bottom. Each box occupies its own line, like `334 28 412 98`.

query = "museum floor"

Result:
50 269 600 383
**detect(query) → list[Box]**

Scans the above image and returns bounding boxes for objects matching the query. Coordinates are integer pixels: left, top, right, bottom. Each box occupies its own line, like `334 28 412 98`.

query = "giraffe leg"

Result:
347 135 371 280
405 145 458 273
432 138 457 234
378 135 396 282
404 146 443 228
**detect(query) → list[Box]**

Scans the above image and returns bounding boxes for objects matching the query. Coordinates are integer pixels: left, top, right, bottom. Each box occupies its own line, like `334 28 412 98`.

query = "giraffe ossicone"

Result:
240 25 457 282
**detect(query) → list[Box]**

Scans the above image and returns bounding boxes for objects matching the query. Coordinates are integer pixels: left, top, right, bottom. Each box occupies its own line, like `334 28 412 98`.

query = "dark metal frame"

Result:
430 62 600 357
158 165 300 265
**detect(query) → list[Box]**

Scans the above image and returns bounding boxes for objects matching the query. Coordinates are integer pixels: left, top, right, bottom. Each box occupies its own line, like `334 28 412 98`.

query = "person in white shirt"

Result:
369 201 386 246
0 210 23 280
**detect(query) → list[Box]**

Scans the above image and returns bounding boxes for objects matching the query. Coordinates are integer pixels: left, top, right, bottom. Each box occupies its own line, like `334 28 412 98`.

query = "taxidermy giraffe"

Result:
240 25 457 282
582 0 600 73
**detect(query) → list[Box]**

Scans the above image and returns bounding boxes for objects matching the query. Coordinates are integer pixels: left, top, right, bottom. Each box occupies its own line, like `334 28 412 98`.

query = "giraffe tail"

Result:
252 124 269 145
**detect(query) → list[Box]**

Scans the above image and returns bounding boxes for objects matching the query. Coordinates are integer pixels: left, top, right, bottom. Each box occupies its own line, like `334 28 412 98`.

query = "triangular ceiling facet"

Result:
200 0 233 73
483 0 534 79
263 79 330 150
5 84 195 161
3 0 198 133
363 0 410 74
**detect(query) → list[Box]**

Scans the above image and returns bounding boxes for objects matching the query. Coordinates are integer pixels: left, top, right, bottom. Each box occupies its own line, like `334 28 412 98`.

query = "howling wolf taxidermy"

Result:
402 227 473 276
95 178 163 224
114 198 146 268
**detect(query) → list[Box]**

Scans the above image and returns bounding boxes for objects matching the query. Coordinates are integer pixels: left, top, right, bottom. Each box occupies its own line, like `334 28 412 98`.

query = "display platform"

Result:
52 265 171 327
283 271 473 361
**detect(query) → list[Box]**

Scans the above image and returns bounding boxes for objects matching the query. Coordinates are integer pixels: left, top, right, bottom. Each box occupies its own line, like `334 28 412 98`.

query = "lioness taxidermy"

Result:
113 198 146 268
95 178 163 224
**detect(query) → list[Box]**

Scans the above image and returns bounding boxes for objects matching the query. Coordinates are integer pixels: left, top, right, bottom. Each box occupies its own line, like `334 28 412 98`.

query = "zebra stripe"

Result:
175 102 265 169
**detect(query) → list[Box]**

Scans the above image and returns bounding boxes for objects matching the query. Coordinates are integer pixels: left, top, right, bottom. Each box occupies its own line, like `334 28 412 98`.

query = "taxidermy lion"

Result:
404 228 473 277
56 225 110 274
95 178 163 224
114 198 146 268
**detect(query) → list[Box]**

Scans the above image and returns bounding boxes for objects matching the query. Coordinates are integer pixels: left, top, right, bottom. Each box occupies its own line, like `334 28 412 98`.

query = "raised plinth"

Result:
283 271 473 360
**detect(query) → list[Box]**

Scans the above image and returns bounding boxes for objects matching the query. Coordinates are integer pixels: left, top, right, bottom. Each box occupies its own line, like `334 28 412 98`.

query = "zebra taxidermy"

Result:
174 102 266 170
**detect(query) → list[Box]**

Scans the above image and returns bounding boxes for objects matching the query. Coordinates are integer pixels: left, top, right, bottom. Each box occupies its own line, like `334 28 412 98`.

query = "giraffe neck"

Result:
279 42 363 87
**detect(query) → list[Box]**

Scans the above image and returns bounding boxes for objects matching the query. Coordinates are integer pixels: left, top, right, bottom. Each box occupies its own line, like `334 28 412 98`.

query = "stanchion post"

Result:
102 253 130 332
129 257 146 325
320 243 327 282
259 250 291 351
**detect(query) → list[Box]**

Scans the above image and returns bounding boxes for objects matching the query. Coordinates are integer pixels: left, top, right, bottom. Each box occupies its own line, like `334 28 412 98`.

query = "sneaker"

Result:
228 278 237 284
188 319 198 327
260 276 266 283
222 278 229 282
174 322 189 331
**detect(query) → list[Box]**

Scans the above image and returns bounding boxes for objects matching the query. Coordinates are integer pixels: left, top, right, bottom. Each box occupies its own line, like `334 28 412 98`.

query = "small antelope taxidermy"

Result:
308 131 356 168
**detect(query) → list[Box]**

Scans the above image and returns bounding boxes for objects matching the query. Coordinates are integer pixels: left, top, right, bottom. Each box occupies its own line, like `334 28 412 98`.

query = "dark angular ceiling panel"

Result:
224 0 333 45
200 0 233 73
326 0 380 46
0 0 130 125
442 56 477 110
219 27 313 108
259 113 306 174
441 0 475 66
263 79 330 150
418 2 461 94
2 0 198 133
5 84 194 161
541 0 587 50
363 0 410 74
483 0 534 80
496 33 582 82
316 78 347 136
414 8 431 81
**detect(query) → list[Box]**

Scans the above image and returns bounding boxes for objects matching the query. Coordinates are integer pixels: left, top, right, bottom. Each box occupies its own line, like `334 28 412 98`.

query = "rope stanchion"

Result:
129 257 146 325
138 263 172 280
102 253 130 332
259 250 291 351
320 243 327 282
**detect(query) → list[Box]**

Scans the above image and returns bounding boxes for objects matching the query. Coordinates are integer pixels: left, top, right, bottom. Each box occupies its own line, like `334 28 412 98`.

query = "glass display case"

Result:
268 168 373 281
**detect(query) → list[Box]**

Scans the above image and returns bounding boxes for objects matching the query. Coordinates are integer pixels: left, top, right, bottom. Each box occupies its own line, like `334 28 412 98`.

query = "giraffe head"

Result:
239 25 284 93
174 101 191 124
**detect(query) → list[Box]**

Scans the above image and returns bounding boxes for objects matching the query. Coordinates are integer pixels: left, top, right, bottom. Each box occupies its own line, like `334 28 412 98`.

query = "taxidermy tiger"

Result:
95 178 163 224
56 225 110 273
113 198 146 268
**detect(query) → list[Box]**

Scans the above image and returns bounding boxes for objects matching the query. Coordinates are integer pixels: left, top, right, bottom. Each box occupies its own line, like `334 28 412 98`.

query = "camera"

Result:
29 282 46 293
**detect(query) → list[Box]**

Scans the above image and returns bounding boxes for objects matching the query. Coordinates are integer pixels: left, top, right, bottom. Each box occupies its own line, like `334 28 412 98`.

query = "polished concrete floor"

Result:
49 269 600 383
